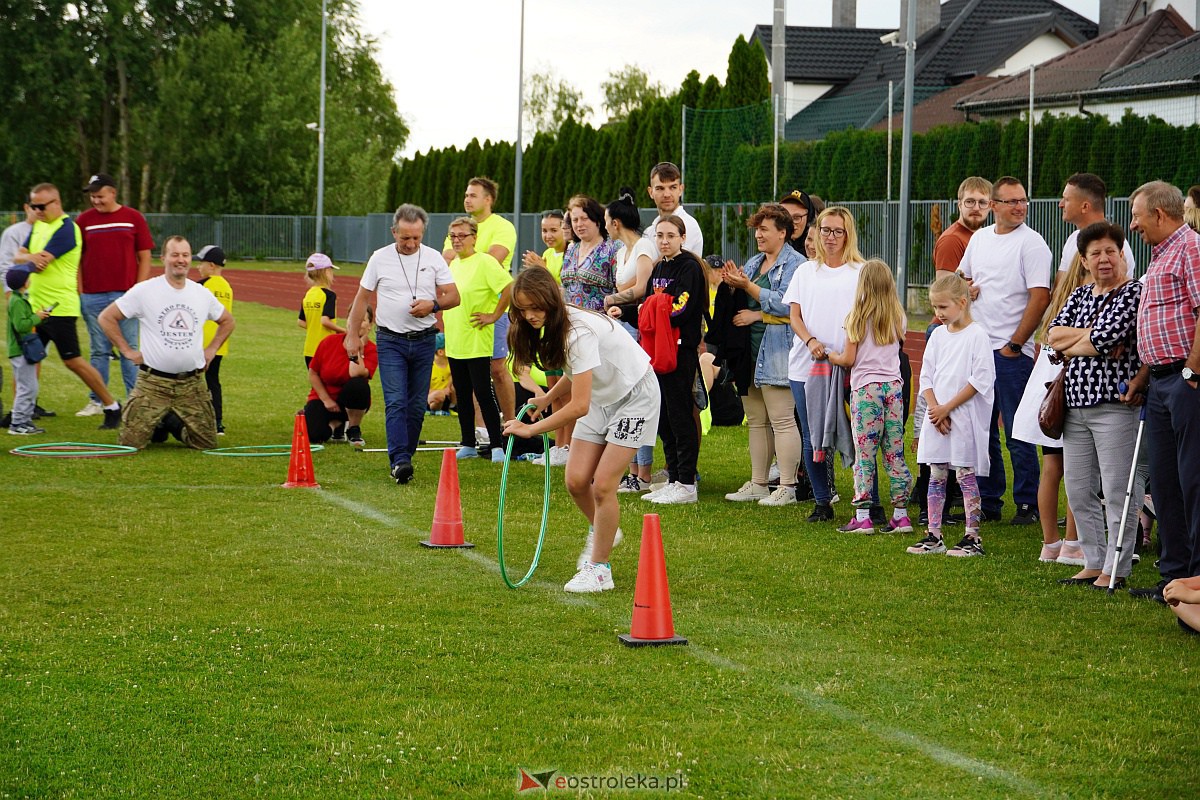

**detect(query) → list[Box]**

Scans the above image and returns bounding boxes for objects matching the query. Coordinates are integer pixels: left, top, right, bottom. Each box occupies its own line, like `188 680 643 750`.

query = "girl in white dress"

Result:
908 272 996 557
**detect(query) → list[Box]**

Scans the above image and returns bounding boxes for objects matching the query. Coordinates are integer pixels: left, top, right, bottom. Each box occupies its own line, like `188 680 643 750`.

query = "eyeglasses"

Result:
994 198 1029 207
818 227 847 239
448 232 475 240
790 213 808 223
29 200 58 211
960 199 989 208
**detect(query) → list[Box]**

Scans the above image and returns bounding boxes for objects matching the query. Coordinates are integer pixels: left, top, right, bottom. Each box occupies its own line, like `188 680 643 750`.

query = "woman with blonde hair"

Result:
1012 252 1090 564
785 206 865 521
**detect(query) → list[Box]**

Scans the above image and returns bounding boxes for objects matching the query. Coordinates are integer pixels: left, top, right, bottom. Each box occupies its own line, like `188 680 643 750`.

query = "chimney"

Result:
1098 0 1131 34
832 0 856 28
900 0 940 41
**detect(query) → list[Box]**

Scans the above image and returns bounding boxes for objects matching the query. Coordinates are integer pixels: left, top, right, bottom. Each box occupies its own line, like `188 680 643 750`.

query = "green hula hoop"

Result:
203 444 326 457
496 403 552 589
10 442 139 458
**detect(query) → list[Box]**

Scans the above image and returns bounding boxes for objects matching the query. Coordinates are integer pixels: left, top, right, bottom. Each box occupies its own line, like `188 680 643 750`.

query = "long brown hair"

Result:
508 267 570 371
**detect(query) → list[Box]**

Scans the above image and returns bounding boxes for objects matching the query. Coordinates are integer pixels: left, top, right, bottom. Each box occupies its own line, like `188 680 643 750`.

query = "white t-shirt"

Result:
916 322 995 475
1058 229 1136 274
616 237 658 287
116 276 225 373
782 260 862 381
643 205 704 257
361 243 454 333
958 224 1052 357
564 307 651 407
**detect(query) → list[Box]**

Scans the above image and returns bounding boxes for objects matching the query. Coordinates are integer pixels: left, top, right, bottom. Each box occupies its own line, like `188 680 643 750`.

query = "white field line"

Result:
310 490 1056 798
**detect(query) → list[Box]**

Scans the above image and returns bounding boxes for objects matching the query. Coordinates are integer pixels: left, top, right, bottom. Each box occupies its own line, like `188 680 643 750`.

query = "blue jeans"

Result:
979 351 1039 514
82 291 138 399
376 329 436 468
790 380 831 504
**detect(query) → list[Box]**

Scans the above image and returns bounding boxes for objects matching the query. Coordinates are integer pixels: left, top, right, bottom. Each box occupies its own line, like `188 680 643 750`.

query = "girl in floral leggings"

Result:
827 259 912 533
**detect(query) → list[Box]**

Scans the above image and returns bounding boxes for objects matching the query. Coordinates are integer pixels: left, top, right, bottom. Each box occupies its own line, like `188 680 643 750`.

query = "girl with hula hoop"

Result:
502 267 661 593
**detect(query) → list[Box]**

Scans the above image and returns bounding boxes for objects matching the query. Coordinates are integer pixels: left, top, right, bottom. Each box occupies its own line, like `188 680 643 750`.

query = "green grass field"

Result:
2 298 1197 798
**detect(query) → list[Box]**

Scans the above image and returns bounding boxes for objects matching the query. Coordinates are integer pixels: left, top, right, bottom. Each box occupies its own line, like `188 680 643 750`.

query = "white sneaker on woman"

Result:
577 527 624 569
758 485 797 506
725 481 770 502
651 483 698 505
564 562 614 593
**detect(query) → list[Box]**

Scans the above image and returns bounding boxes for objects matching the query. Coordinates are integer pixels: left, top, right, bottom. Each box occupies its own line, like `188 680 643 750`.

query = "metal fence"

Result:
2 199 1154 293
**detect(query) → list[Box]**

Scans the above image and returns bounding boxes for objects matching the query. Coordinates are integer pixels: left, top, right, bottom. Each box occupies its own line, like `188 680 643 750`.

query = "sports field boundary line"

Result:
310 489 1059 798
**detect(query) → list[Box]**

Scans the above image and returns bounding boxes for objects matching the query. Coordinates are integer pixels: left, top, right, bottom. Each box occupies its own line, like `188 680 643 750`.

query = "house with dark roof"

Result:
954 7 1193 120
752 0 1097 141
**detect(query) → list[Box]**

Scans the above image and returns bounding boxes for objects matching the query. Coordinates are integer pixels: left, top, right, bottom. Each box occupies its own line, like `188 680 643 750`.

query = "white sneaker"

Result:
76 399 104 417
830 493 841 505
768 461 781 483
651 482 698 505
475 426 490 449
577 526 624 570
564 561 614 593
548 445 570 467
725 481 770 502
642 482 672 502
759 485 797 506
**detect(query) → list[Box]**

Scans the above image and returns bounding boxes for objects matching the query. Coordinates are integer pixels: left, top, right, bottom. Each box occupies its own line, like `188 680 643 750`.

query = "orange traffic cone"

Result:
618 514 687 647
420 448 474 548
281 411 320 488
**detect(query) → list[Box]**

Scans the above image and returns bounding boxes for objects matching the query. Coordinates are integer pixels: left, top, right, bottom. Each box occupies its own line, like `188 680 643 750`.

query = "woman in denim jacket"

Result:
718 203 806 506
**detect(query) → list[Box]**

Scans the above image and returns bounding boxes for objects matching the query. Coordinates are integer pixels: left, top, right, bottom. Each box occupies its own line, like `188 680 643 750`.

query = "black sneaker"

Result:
217 425 226 435
1129 578 1168 604
99 404 122 430
391 461 414 485
946 535 986 557
33 404 56 419
806 502 834 522
329 425 347 443
916 509 929 526
346 426 365 447
1011 504 1040 526
869 505 887 525
944 510 965 526
981 507 1003 523
0 412 10 428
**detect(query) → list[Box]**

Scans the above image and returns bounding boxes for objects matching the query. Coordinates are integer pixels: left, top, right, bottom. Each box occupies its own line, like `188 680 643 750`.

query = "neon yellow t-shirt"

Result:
443 213 517 270
200 275 233 356
443 252 513 360
28 216 83 317
299 285 337 357
543 248 564 285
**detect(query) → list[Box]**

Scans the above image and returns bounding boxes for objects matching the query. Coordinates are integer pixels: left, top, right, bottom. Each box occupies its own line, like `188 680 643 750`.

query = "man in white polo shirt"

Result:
643 161 704 257
958 176 1052 525
347 204 459 485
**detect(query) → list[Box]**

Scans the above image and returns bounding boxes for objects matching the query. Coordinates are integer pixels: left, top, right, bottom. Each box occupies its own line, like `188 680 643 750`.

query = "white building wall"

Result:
783 82 837 116
990 34 1074 76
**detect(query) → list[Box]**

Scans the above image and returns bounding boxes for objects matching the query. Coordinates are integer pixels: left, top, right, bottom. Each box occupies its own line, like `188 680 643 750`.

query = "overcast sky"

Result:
354 0 1098 156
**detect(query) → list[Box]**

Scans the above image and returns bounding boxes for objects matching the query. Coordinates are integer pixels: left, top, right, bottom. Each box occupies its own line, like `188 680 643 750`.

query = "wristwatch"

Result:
1005 341 1022 354
1183 366 1197 382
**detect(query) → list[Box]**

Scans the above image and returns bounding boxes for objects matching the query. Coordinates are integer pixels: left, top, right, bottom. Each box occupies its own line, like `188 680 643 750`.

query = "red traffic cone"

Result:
420 448 474 548
618 514 687 647
281 411 320 488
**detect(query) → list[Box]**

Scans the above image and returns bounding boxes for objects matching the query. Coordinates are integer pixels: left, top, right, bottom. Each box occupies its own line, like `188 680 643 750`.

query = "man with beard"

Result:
935 177 992 271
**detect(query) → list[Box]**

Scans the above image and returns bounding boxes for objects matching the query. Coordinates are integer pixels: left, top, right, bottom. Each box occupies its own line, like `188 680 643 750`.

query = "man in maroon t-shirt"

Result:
75 173 154 416
933 176 992 272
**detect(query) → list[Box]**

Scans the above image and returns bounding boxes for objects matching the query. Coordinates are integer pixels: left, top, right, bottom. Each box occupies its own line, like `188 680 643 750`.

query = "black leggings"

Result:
447 356 504 451
303 376 371 443
657 347 700 484
206 355 223 426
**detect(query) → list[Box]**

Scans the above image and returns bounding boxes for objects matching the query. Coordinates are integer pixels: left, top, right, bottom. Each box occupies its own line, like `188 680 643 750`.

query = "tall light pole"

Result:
895 0 917 311
315 0 328 253
512 0 525 270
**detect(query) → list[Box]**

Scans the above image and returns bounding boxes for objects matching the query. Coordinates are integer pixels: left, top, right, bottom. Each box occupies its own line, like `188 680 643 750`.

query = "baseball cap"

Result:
435 331 446 350
194 245 226 267
6 266 32 292
305 253 339 271
779 189 811 207
83 173 117 193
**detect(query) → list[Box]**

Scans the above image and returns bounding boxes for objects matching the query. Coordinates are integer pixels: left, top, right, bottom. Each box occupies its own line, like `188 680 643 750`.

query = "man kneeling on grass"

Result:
98 235 233 450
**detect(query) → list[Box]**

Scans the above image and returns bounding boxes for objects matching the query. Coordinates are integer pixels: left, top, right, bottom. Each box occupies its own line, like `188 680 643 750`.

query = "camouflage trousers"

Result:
120 370 217 450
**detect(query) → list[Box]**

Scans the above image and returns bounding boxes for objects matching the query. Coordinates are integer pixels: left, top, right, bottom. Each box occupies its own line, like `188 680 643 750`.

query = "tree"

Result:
524 69 592 135
601 65 663 123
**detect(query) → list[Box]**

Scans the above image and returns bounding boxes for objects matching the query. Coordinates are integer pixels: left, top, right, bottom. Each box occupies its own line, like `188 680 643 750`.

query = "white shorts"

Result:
573 366 660 449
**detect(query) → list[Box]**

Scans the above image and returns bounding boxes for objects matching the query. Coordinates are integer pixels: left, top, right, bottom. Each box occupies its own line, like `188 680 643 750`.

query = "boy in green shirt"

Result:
6 268 49 434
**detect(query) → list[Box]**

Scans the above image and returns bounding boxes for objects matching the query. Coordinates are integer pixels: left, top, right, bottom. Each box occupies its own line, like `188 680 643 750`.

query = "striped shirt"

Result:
1136 222 1200 366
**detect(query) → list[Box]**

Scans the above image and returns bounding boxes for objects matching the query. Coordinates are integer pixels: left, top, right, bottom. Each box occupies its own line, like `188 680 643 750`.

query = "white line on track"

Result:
310 489 1054 797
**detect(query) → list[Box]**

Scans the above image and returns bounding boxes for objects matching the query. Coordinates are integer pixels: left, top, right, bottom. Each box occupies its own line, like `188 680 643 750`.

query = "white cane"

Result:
1109 382 1147 595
